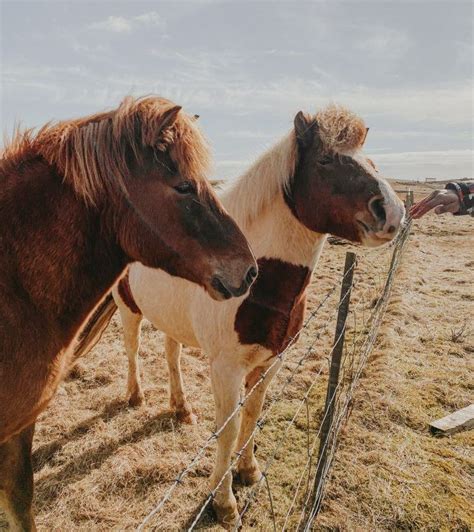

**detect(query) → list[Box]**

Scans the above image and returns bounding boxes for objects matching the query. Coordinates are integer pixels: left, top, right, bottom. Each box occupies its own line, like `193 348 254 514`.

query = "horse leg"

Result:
209 355 245 528
235 360 281 486
117 303 144 407
164 335 196 424
0 424 36 531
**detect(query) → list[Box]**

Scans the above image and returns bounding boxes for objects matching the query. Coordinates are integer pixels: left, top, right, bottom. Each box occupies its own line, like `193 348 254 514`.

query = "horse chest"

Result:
234 258 311 354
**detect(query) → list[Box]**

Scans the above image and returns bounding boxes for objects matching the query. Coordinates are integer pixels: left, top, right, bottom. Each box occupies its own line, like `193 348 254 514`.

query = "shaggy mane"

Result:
1 96 211 206
222 104 367 227
222 131 298 228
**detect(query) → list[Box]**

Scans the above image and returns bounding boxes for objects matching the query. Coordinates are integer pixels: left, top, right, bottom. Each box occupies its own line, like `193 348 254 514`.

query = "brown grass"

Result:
1 182 472 530
317 184 474 531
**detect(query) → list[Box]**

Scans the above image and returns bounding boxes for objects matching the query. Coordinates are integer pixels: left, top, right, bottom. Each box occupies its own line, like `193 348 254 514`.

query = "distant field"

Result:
1 182 472 530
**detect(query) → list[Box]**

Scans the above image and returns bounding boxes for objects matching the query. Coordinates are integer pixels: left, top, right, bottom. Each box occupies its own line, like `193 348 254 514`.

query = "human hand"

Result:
409 189 460 219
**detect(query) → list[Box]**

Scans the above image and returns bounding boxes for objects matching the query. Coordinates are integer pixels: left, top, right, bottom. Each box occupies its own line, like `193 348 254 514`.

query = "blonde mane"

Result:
222 131 297 228
222 104 367 227
1 96 211 206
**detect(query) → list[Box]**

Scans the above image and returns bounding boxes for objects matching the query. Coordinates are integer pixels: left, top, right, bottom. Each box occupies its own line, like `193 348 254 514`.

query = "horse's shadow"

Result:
180 477 253 530
32 398 126 472
34 406 177 511
33 401 253 527
181 497 216 530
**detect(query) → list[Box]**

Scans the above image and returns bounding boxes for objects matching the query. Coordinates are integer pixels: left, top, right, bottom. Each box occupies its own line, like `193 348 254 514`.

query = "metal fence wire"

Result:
138 193 414 531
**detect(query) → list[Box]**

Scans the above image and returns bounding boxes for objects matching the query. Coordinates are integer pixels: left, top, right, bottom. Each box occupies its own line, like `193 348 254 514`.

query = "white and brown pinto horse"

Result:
113 105 405 526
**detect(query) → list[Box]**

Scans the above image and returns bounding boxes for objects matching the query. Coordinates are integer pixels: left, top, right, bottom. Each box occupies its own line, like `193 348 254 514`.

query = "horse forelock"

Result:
113 96 211 180
315 104 367 153
1 96 211 207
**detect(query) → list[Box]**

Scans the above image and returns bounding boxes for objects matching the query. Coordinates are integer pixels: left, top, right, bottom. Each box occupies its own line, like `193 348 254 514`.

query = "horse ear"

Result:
153 105 182 150
159 105 182 131
294 111 316 148
362 127 369 146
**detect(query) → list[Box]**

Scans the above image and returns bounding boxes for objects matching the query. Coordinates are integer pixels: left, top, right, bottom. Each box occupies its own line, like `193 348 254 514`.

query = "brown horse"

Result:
0 96 256 530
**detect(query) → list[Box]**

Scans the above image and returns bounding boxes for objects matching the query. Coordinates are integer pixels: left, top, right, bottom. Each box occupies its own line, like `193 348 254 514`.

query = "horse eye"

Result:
174 181 196 194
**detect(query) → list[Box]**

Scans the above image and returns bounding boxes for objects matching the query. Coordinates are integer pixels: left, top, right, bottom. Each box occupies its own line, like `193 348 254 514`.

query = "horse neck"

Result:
0 156 127 346
221 131 296 228
243 192 326 269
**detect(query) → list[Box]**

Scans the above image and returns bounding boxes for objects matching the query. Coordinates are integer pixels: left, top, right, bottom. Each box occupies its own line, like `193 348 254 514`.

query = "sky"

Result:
1 0 473 181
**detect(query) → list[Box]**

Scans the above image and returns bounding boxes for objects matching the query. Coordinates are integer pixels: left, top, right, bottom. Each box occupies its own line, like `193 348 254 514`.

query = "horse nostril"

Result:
211 276 232 299
388 225 396 234
369 197 386 223
245 266 258 286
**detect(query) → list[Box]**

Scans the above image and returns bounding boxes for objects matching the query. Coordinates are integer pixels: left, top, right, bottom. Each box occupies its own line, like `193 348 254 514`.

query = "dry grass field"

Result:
317 183 473 531
1 182 472 531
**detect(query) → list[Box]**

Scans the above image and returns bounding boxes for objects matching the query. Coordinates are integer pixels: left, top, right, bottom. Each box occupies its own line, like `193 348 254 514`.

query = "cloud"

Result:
5 60 472 134
373 130 472 140
216 160 247 168
134 12 163 27
356 27 411 61
72 43 110 55
89 16 132 33
88 11 164 33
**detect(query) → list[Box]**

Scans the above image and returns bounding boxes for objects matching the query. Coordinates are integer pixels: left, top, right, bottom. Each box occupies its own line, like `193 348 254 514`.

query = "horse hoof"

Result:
176 409 197 425
213 500 241 529
128 391 144 407
236 464 262 486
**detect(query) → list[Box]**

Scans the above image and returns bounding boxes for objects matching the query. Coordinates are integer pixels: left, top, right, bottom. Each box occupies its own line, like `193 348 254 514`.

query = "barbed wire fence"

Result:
137 191 414 531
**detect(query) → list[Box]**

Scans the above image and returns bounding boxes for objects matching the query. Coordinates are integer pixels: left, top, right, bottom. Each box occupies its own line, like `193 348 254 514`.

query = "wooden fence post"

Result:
305 251 356 525
303 209 412 529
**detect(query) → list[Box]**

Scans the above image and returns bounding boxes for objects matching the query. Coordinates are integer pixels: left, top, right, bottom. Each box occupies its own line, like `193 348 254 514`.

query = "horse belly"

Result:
0 340 68 442
129 266 200 348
